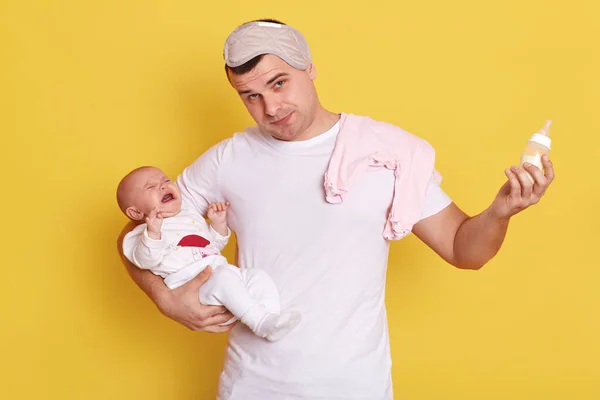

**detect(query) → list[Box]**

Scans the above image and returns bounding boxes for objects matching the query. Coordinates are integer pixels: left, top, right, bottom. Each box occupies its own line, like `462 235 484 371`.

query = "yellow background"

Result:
1 0 599 399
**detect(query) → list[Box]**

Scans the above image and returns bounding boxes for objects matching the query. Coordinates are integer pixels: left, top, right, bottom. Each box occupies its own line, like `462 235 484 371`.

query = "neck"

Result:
295 106 340 142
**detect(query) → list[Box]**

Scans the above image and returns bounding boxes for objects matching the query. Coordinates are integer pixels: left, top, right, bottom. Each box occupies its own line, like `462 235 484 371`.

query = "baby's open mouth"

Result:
161 193 174 203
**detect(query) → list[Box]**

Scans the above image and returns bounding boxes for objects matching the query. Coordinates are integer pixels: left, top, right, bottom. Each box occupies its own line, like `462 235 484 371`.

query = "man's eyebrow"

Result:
266 72 289 85
237 73 290 95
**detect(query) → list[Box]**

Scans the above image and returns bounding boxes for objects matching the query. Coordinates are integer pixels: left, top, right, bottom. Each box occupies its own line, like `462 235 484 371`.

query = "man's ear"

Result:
308 63 317 80
126 206 144 221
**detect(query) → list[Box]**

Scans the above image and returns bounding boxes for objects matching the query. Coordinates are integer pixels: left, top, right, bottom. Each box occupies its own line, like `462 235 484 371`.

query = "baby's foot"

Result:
256 311 302 342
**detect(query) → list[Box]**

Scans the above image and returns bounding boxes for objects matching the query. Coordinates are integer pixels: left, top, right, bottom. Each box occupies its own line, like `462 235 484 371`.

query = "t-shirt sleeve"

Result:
419 172 453 220
176 138 230 217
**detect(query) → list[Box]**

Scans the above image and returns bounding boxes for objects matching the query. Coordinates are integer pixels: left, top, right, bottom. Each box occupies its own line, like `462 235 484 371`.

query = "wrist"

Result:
211 221 228 236
147 230 161 240
486 205 511 226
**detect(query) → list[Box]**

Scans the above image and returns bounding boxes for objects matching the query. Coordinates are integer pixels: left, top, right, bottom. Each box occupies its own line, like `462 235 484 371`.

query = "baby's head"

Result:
117 166 182 222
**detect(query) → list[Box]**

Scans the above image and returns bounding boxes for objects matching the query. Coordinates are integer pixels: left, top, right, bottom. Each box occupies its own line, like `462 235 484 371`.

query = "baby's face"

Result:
126 167 182 219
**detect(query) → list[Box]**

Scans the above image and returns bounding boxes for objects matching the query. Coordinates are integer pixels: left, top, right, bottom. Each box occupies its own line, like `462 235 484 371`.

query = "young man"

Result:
119 19 554 399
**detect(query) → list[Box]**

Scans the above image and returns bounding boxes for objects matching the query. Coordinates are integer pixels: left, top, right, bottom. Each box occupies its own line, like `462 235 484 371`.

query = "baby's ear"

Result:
126 206 144 221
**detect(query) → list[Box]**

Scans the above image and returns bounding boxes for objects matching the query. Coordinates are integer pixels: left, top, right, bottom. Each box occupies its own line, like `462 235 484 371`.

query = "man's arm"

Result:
413 156 555 270
412 202 507 270
118 221 235 332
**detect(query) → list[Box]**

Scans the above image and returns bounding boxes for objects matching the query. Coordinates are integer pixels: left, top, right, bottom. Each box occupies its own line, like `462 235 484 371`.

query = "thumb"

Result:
190 266 212 288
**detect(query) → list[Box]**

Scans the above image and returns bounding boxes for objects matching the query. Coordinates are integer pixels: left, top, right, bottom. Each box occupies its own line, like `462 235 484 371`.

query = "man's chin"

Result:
269 128 299 142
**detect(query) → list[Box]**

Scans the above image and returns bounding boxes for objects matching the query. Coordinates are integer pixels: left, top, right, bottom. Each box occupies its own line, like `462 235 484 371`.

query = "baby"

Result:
117 166 301 341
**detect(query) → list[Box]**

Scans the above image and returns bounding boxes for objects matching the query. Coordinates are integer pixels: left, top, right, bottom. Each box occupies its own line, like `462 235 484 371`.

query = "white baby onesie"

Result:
122 209 301 341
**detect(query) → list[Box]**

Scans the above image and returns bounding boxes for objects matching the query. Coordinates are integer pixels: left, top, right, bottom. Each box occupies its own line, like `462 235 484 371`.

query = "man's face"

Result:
227 54 318 142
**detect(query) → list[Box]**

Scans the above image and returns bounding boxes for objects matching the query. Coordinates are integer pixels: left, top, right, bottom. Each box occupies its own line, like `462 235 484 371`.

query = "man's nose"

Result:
263 94 281 117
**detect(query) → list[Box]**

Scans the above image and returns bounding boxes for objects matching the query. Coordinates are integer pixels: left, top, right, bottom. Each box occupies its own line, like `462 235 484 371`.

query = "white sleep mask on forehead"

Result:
223 21 312 70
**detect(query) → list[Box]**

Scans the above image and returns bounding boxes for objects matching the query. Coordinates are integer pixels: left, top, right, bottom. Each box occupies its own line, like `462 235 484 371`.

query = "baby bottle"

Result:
520 120 552 183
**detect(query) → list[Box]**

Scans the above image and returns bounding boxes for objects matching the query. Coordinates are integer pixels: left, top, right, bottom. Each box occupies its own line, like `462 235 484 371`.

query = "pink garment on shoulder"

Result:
324 113 441 240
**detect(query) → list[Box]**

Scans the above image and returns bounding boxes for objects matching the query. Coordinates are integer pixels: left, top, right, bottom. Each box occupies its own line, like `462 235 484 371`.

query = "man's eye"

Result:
248 94 259 100
275 80 285 88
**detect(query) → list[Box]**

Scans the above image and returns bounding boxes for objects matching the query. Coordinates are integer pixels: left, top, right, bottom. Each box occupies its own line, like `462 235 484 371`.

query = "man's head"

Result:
116 166 182 221
223 19 320 142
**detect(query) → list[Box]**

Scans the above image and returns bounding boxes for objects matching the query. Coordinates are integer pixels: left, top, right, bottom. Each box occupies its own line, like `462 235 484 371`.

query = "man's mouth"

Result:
161 193 174 203
272 113 292 126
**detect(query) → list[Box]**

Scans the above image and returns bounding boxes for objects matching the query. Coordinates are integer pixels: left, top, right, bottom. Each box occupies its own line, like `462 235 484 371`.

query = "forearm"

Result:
132 229 167 268
209 221 231 252
118 223 169 308
124 258 169 306
453 207 510 270
133 246 164 269
210 221 228 237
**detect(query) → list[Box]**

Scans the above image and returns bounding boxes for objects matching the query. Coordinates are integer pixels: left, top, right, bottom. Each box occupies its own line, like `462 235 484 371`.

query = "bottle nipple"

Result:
537 120 552 137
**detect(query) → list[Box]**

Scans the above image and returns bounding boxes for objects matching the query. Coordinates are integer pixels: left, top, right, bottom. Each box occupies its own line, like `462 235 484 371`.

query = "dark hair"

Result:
225 19 287 76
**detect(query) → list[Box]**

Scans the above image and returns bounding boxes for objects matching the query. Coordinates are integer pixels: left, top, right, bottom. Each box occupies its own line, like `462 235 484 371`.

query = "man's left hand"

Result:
490 154 555 220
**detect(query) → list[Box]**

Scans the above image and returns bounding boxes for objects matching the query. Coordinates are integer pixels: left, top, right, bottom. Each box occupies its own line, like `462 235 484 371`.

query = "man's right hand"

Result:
157 266 237 332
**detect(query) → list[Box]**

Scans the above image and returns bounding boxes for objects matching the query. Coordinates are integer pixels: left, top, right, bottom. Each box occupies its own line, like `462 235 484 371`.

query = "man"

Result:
119 19 554 399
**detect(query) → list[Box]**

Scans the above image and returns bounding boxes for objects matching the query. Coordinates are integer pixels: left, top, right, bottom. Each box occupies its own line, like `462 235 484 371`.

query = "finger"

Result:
511 165 533 199
523 163 547 197
200 304 229 319
200 311 235 326
188 312 234 331
185 266 212 289
541 154 555 183
504 168 521 198
201 325 229 333
201 320 238 333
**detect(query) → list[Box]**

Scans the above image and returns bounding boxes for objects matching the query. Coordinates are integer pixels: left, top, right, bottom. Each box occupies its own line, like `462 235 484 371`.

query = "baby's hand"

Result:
146 207 163 240
207 202 230 224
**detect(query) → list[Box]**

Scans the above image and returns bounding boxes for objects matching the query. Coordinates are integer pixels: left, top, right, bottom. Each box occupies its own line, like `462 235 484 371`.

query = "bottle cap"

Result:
529 120 552 149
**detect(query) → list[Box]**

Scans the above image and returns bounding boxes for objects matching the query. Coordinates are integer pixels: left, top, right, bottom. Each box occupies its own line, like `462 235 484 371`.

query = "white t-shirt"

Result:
177 119 452 400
